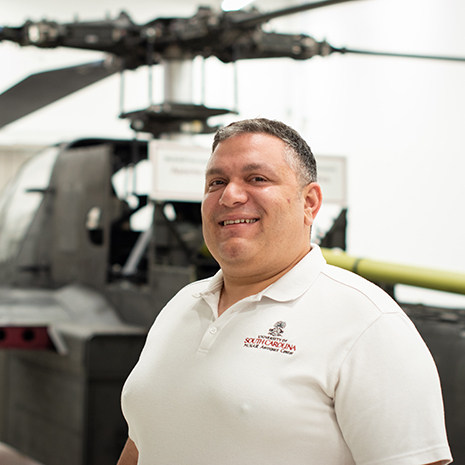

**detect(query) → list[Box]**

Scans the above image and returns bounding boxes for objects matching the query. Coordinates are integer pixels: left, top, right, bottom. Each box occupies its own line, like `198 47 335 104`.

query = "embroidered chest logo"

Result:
243 321 297 356
268 320 286 337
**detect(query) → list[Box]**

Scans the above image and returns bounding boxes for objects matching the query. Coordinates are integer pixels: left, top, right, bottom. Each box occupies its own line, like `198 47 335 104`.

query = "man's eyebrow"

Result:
205 163 270 176
205 166 224 177
242 163 269 172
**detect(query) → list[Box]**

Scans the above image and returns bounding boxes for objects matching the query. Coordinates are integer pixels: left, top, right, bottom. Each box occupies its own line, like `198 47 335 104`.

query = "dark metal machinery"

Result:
403 304 465 464
0 138 214 465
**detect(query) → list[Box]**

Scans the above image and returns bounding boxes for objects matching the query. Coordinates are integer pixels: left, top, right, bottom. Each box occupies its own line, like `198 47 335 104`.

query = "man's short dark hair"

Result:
212 118 317 184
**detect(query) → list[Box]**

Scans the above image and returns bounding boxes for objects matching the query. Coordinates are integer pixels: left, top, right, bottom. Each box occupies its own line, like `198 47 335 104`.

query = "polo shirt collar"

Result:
197 244 326 304
259 244 326 302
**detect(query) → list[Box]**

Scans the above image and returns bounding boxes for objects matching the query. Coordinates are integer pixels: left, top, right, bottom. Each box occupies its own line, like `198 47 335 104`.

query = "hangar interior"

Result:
1 1 464 464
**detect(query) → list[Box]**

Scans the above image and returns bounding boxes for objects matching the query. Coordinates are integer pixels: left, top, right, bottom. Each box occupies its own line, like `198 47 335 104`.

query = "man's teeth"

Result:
223 219 257 226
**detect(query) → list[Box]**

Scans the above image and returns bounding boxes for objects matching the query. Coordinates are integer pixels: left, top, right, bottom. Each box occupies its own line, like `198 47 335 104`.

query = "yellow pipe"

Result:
321 248 465 295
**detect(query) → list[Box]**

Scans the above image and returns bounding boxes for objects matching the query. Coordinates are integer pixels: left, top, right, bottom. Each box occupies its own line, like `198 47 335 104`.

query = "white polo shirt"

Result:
121 245 452 465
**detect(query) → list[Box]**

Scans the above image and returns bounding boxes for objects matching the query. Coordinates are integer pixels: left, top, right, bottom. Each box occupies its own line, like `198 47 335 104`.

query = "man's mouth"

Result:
220 218 258 226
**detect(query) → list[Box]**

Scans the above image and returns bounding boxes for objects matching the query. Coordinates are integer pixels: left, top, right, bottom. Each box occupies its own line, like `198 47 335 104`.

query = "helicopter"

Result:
1 1 465 464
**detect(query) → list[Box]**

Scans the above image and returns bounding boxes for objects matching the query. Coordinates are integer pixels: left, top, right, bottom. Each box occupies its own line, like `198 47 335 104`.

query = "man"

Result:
118 118 452 465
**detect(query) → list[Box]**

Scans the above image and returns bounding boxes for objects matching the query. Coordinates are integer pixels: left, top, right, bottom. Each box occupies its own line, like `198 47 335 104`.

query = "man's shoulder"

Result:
318 263 401 315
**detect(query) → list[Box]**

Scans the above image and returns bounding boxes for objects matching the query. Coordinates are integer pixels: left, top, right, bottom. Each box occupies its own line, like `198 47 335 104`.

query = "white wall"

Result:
1 0 464 306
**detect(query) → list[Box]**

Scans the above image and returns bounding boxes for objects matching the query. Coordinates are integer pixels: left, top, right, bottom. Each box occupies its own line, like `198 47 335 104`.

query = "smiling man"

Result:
201 127 322 315
117 118 452 465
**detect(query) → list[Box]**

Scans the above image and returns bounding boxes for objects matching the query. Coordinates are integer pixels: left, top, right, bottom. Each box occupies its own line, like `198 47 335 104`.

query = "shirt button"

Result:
209 326 217 334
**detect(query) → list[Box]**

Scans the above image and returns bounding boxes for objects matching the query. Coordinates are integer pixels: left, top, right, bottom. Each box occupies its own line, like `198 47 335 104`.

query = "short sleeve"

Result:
334 312 452 465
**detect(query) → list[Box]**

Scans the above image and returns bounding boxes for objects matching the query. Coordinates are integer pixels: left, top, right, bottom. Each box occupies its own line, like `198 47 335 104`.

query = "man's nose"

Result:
219 181 248 207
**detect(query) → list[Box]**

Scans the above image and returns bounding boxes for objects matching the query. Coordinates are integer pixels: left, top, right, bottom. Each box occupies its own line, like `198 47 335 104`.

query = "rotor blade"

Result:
332 46 465 63
230 0 360 28
0 59 120 129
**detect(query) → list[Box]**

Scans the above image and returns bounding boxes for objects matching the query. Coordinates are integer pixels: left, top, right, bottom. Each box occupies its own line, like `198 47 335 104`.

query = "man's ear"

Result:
303 182 323 227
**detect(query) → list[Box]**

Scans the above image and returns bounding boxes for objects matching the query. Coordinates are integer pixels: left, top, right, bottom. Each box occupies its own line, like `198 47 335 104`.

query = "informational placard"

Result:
150 139 347 205
315 155 347 206
150 140 211 202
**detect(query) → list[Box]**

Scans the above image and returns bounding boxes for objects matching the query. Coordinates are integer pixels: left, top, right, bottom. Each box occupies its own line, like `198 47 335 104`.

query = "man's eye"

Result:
251 176 267 183
208 179 225 188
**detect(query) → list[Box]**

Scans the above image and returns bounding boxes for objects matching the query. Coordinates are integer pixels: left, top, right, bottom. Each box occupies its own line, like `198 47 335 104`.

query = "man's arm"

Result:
117 438 138 465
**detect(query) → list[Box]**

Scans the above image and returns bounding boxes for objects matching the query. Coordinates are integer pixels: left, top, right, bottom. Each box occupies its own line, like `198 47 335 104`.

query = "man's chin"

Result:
215 243 257 267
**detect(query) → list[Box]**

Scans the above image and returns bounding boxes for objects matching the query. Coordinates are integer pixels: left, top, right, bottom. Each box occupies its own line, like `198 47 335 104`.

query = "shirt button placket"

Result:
198 325 219 354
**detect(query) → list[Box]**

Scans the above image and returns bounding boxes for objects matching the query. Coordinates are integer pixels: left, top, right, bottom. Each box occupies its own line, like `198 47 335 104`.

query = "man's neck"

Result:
217 252 308 316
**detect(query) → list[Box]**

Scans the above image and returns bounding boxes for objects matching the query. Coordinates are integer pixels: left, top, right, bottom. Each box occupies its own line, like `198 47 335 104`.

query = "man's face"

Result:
201 132 320 280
